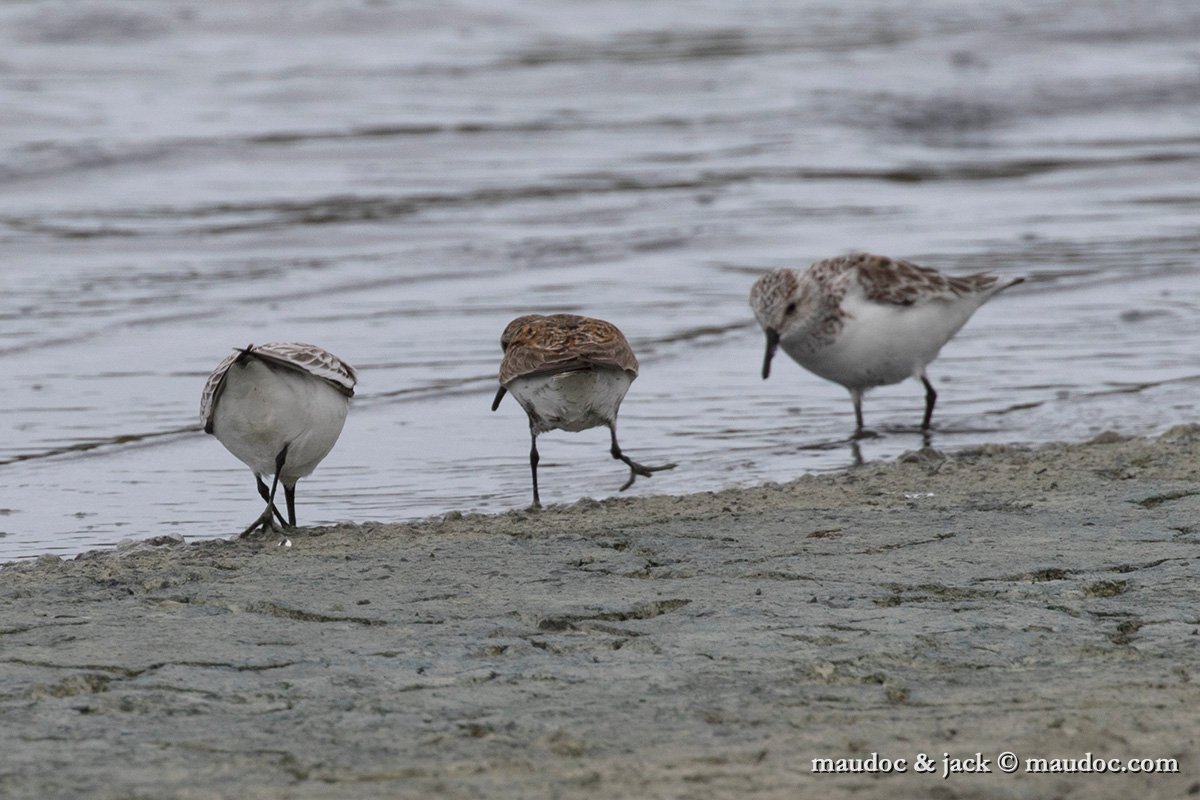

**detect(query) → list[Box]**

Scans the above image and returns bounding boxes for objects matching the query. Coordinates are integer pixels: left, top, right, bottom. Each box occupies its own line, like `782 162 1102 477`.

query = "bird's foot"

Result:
618 459 677 492
240 507 282 538
851 428 880 441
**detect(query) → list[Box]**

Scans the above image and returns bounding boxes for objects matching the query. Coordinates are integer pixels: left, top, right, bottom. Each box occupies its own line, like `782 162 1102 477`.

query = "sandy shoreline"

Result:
2 429 1198 799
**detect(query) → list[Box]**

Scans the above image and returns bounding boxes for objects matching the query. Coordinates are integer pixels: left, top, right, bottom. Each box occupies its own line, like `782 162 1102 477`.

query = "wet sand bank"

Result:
2 428 1198 799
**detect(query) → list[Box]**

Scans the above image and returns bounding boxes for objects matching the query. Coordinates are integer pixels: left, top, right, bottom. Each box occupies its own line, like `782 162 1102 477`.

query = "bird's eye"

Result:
784 302 797 315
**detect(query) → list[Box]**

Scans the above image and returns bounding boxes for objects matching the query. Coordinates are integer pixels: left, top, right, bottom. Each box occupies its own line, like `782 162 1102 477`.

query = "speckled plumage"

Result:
201 342 357 434
201 342 357 535
751 253 1022 433
498 314 638 387
492 314 673 507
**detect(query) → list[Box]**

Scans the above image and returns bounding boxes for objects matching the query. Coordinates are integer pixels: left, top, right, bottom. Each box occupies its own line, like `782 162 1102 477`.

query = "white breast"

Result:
211 359 351 484
507 368 634 435
784 285 988 391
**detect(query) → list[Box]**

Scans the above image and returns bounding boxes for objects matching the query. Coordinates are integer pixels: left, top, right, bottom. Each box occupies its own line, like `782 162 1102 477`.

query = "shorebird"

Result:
201 342 357 536
750 253 1023 436
491 314 675 508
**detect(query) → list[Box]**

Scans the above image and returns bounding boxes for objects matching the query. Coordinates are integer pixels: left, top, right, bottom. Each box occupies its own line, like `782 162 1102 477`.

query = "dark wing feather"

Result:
199 350 239 433
498 314 638 386
200 342 357 433
847 253 1000 306
253 342 358 395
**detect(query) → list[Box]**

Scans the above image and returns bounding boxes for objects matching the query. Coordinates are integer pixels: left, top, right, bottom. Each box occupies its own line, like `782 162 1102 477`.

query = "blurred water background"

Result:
2 0 1198 559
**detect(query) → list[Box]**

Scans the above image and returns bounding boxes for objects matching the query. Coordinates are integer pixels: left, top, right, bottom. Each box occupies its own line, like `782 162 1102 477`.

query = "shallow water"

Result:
2 0 1198 560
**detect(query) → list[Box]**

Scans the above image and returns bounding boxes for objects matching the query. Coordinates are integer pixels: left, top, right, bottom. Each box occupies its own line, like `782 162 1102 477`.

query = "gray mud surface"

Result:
2 429 1199 799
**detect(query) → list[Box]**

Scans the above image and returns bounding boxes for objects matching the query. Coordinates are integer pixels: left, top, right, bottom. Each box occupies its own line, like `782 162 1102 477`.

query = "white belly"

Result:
507 368 633 435
211 359 351 484
785 294 981 391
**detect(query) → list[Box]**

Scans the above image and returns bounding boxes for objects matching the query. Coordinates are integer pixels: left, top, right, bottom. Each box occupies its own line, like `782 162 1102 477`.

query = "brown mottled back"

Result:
837 253 999 306
498 314 639 386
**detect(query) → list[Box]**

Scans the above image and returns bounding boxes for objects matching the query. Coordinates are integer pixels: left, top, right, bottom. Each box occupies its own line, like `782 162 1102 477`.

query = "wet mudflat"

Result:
1 428 1197 798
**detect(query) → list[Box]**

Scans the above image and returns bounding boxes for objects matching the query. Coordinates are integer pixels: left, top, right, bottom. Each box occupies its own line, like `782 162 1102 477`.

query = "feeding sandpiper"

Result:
751 252 1023 436
491 314 676 508
201 342 357 536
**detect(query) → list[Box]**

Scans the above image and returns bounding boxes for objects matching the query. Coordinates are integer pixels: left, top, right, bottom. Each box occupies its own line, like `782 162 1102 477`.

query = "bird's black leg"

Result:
285 484 297 528
241 443 289 538
849 390 874 440
529 432 541 510
609 423 676 492
256 476 287 527
921 375 937 430
268 444 287 505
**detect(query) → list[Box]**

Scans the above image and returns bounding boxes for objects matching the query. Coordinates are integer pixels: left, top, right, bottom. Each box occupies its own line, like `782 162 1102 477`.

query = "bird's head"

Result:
749 269 813 379
499 315 544 353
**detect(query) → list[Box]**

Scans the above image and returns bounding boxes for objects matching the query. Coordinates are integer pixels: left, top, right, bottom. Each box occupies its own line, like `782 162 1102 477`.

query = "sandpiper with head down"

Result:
751 252 1023 436
491 314 675 508
201 342 357 536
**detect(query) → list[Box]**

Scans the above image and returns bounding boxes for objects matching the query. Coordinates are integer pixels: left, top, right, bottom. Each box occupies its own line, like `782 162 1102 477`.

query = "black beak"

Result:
491 386 507 411
762 328 780 380
234 344 257 365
